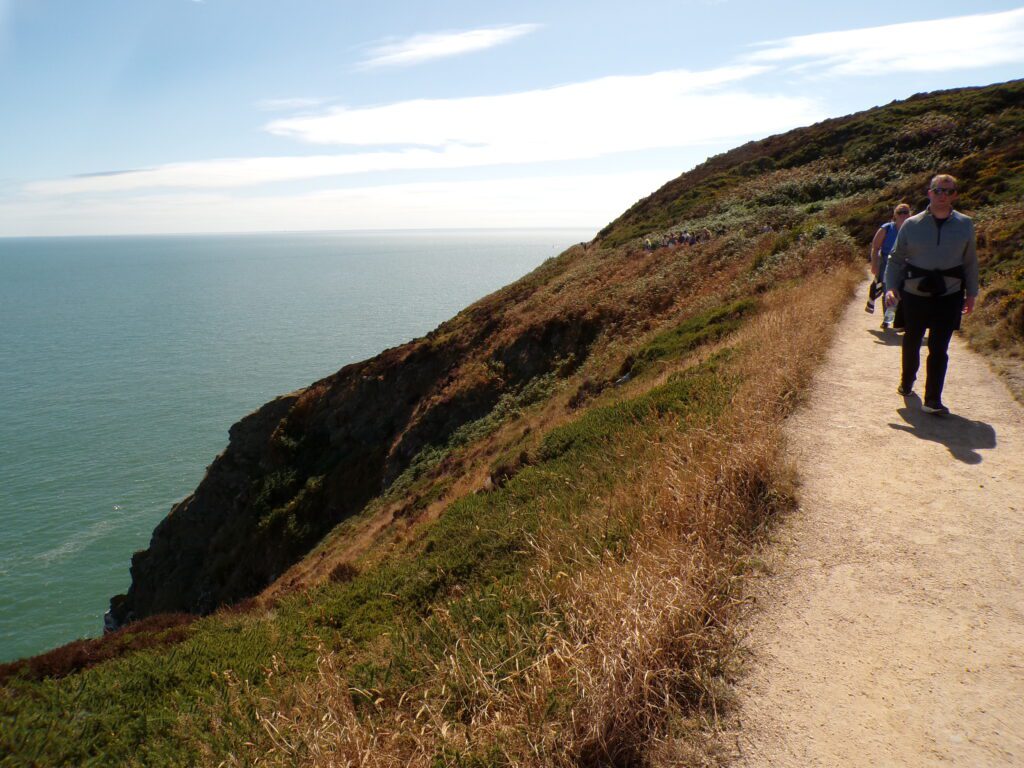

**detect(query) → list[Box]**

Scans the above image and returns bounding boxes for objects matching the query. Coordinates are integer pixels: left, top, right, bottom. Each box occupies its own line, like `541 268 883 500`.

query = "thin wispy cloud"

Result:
748 7 1024 76
265 65 780 147
74 169 146 178
27 65 822 195
357 23 541 69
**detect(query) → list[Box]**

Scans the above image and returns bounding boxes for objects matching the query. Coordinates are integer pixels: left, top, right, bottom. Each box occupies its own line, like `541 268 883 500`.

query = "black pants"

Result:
900 292 963 403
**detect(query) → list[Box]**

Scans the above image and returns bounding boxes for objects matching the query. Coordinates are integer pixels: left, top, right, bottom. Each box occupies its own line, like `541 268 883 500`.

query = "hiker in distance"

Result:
865 202 912 329
884 174 979 415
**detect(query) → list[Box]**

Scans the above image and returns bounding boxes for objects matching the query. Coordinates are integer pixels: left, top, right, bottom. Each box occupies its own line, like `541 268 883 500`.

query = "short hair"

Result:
930 173 958 190
894 203 911 215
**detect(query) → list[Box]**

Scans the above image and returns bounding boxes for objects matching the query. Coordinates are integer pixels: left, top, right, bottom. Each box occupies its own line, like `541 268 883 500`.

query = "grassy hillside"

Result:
600 79 1024 378
2 79 1021 767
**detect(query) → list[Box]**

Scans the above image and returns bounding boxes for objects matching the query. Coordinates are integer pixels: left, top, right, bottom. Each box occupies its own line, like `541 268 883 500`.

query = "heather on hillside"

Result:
601 79 1024 362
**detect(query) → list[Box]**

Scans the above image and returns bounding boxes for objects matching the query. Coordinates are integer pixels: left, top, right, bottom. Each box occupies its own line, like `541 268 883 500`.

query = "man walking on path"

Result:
885 174 979 415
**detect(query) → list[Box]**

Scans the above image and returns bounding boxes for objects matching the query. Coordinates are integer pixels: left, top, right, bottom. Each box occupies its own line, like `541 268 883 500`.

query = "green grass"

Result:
298 360 731 691
387 369 562 500
1 615 309 767
623 300 756 377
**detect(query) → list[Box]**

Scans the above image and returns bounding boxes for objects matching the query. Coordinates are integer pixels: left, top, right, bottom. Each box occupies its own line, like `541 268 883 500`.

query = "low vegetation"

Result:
210 271 857 768
2 79 1021 766
601 79 1024 379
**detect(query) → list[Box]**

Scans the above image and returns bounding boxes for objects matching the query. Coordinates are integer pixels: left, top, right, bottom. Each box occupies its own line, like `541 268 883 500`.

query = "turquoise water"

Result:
0 229 589 662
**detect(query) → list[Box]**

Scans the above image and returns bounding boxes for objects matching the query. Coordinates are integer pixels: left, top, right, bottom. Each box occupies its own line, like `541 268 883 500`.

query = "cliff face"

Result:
110 266 612 625
110 78 1024 627
110 394 299 622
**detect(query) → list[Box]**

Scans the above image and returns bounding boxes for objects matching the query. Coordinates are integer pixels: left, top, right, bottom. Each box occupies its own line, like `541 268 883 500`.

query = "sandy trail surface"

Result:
728 280 1024 767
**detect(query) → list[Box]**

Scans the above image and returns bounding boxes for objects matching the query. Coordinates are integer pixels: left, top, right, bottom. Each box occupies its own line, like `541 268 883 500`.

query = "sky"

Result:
1 0 1023 237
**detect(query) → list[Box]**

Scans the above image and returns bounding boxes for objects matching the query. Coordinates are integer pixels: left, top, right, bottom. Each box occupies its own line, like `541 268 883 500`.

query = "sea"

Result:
0 228 590 663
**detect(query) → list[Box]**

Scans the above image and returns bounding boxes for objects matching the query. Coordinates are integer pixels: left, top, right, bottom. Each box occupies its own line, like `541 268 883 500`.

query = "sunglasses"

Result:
930 187 957 196
895 211 910 216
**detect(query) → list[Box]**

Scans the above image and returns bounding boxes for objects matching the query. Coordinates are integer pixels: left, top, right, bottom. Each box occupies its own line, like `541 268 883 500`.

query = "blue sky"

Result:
2 0 1023 236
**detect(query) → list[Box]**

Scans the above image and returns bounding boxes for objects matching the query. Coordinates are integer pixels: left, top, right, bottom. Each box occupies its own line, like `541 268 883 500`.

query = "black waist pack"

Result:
905 264 965 296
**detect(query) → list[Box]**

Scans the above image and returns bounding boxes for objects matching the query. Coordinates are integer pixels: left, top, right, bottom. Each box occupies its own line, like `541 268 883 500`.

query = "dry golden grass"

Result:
215 266 860 768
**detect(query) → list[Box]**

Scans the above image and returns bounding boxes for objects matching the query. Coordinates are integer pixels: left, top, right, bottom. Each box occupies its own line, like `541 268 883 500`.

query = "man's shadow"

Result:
867 328 903 347
889 393 997 464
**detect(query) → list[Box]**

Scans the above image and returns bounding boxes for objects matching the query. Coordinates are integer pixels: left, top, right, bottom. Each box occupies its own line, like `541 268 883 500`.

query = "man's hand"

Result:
963 295 976 315
885 290 899 308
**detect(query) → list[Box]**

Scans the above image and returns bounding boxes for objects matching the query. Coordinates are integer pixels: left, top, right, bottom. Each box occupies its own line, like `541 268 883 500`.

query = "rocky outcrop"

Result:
109 393 300 626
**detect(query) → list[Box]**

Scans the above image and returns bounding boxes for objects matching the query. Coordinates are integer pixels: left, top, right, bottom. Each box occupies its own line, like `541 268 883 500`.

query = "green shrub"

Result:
623 300 756 377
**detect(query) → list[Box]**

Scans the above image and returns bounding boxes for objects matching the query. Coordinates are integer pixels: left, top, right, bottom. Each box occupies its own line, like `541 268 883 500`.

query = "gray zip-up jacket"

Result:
884 208 979 297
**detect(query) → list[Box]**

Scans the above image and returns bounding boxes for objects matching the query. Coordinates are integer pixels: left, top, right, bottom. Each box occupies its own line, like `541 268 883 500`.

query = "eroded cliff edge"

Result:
108 250 613 626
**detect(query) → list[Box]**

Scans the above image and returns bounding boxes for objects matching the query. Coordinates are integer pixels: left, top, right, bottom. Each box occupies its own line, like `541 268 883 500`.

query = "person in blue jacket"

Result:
866 203 912 327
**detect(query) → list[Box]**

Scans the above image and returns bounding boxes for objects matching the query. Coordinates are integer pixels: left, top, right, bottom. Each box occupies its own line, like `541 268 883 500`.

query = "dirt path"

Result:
727 279 1024 767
